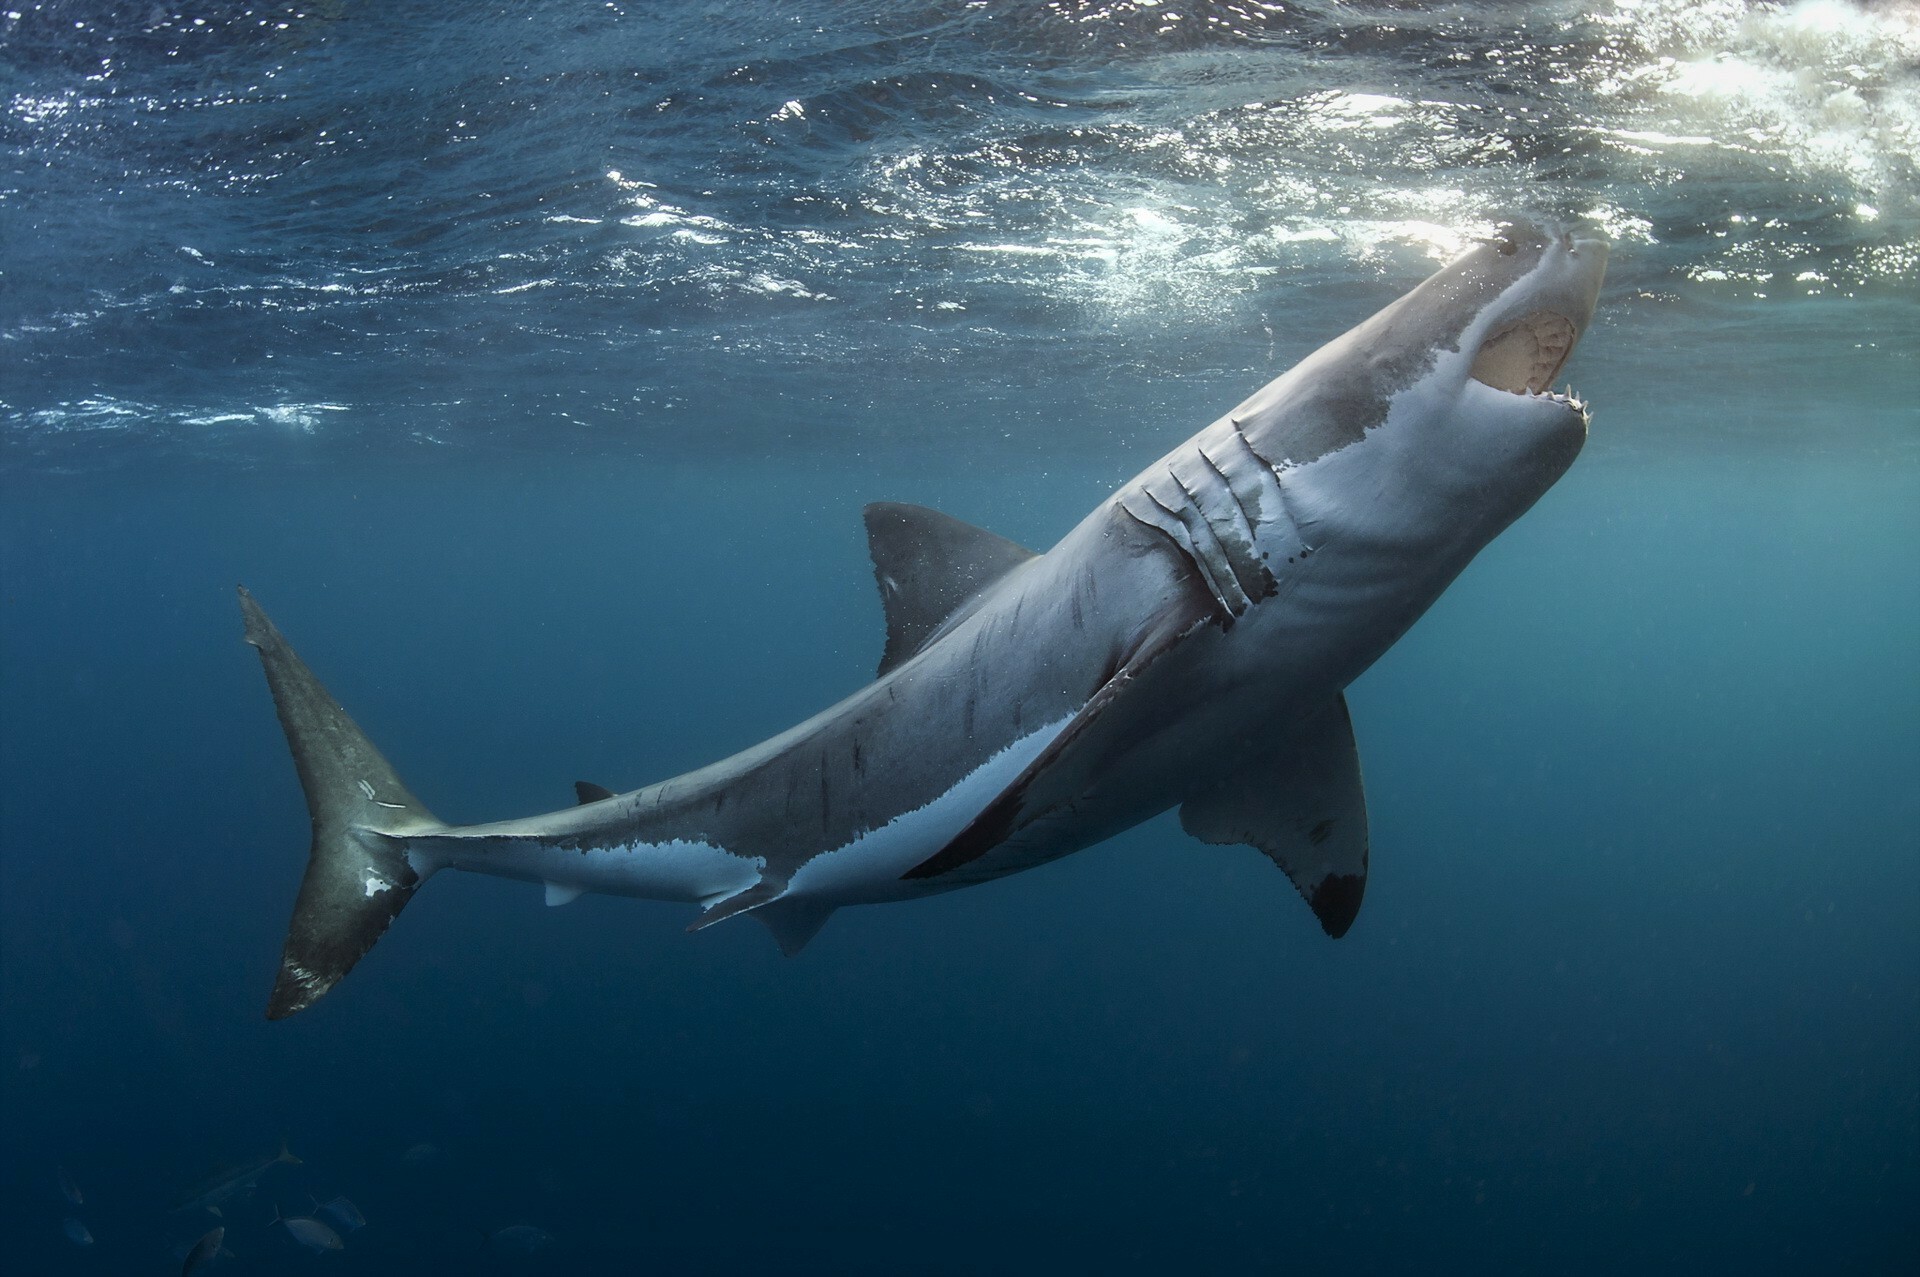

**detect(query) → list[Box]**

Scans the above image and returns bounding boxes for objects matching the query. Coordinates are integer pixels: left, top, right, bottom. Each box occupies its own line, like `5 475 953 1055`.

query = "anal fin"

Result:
1179 693 1370 938
544 882 586 907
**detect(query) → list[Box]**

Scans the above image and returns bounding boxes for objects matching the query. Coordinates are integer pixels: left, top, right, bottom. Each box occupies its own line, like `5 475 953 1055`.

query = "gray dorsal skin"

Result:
241 221 1608 1018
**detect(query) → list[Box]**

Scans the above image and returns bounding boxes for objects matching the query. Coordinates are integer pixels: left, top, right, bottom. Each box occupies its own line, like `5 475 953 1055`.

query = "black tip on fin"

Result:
574 781 616 805
1309 872 1365 939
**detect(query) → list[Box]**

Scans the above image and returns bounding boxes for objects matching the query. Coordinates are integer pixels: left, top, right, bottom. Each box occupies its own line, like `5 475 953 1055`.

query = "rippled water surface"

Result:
2 3 1916 1274
4 0 1916 459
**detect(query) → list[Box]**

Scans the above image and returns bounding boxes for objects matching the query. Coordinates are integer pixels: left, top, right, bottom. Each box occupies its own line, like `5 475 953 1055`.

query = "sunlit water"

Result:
2 2 1915 1273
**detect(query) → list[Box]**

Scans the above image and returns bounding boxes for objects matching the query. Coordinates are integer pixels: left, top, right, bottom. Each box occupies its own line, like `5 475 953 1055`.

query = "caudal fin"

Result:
239 588 445 1020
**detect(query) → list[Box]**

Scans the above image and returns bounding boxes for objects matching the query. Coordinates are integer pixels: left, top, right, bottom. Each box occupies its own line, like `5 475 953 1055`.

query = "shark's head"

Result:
1237 218 1608 539
1415 221 1609 493
1459 223 1608 406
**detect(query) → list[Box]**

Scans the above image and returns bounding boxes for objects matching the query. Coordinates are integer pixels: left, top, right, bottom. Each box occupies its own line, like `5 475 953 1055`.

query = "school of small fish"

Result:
45 1138 556 1265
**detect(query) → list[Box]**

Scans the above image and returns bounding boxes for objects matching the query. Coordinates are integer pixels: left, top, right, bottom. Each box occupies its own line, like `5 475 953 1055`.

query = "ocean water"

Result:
2 1 1916 1272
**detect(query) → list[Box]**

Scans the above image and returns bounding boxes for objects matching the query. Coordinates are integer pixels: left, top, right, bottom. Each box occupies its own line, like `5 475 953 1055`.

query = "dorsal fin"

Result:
863 501 1036 676
573 781 616 805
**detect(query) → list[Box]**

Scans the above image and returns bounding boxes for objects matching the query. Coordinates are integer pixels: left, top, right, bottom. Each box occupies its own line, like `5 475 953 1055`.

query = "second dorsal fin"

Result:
863 501 1036 676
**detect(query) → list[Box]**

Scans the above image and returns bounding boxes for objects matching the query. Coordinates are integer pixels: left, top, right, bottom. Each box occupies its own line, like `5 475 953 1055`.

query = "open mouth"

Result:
1470 310 1581 406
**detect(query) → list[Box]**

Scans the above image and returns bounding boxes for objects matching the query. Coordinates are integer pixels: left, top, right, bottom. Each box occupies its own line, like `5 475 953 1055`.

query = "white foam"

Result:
1591 0 1920 198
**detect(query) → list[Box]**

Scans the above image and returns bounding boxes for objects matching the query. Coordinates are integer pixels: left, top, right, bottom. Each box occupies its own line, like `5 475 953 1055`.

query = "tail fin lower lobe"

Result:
239 588 444 1020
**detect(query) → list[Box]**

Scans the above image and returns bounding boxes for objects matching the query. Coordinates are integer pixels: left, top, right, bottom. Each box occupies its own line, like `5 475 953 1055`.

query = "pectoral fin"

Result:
1179 694 1369 938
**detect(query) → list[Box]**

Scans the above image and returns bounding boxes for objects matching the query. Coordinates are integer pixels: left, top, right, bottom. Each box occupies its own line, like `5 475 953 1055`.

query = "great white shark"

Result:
241 220 1607 1020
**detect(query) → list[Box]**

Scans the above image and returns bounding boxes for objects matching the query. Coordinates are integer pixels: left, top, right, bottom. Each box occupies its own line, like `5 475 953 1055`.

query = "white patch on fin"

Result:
363 875 392 897
544 881 586 907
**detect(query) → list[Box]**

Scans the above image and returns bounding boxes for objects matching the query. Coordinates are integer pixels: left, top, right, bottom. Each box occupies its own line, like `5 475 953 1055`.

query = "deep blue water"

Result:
3 2 1917 1273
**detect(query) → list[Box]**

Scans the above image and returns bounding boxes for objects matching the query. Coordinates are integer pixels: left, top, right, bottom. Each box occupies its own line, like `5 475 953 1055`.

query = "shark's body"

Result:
244 222 1606 1019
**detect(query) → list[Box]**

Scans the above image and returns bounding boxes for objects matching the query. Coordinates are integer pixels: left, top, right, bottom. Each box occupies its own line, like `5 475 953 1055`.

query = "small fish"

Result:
489 1224 554 1254
56 1164 83 1206
174 1138 300 1214
316 1195 366 1232
181 1225 232 1277
62 1217 94 1247
400 1141 440 1166
273 1206 343 1253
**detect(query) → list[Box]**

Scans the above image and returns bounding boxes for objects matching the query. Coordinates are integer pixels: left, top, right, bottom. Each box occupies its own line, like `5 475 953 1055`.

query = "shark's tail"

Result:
239 588 446 1020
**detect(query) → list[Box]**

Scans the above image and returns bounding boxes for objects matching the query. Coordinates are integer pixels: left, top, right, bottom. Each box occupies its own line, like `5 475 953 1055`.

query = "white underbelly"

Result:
410 835 762 906
785 713 1076 906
